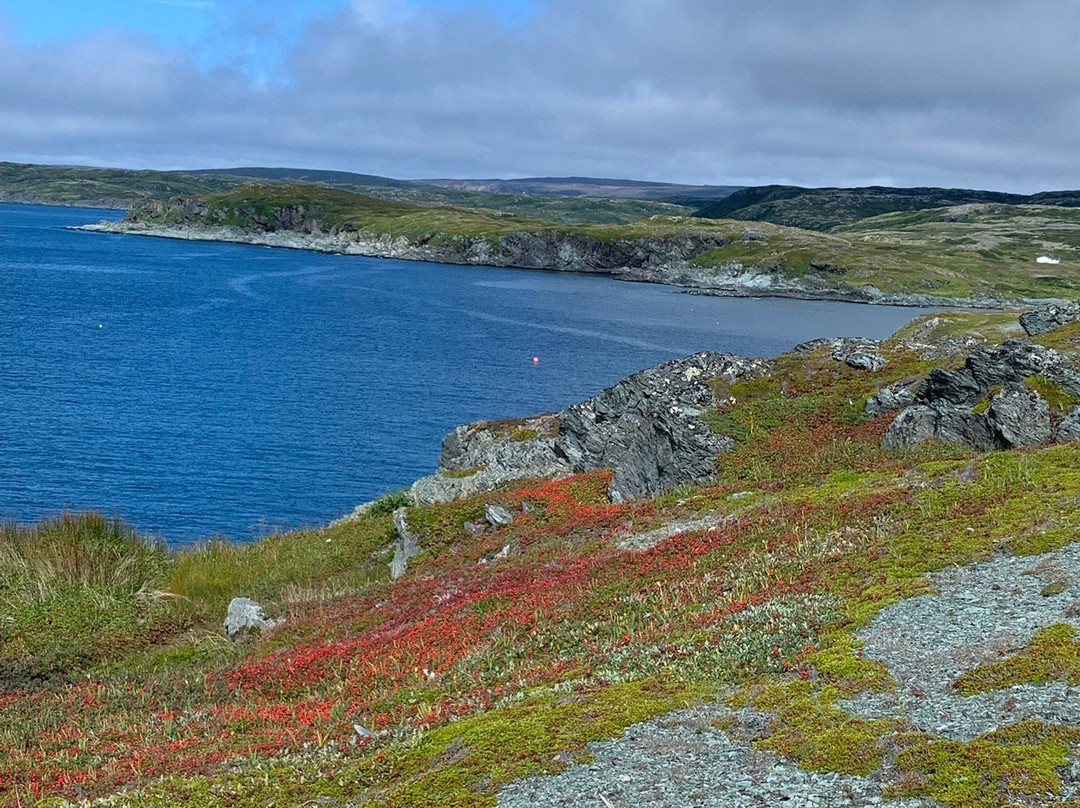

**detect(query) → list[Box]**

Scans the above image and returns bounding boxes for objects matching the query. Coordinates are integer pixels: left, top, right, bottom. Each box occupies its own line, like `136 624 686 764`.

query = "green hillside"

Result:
0 162 694 225
693 184 1080 230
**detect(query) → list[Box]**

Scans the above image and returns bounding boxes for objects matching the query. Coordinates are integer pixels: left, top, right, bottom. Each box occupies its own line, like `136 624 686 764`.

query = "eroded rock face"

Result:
987 384 1051 448
412 352 770 504
555 352 766 501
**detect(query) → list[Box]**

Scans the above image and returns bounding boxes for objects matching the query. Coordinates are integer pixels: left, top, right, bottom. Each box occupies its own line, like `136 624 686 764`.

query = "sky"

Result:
2 0 1079 192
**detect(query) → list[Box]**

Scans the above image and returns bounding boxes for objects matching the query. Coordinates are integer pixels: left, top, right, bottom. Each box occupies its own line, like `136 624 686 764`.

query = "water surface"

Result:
1 203 935 543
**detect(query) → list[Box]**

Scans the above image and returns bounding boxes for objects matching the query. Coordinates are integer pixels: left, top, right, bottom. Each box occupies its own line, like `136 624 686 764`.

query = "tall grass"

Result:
0 512 171 686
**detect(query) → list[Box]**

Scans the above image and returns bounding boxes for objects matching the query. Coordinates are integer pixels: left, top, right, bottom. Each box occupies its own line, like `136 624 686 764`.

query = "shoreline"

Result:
74 220 1050 311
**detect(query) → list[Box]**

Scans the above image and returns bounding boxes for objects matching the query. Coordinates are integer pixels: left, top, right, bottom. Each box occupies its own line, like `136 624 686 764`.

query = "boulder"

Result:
484 504 514 527
987 384 1051 448
389 507 421 580
1020 302 1080 336
934 405 996 451
224 597 275 639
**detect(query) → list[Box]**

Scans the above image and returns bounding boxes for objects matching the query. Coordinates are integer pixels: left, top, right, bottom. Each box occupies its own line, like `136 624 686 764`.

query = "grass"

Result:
0 513 171 686
8 311 1080 805
691 204 1080 301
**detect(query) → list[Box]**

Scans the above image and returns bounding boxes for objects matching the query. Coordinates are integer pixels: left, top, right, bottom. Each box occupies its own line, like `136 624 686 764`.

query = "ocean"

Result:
1 203 935 543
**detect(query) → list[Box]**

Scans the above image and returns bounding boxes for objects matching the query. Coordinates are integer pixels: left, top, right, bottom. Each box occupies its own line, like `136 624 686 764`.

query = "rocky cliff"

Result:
85 196 730 278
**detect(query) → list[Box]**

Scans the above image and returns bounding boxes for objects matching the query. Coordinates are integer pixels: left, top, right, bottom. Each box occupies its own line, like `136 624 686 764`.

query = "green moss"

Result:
1041 580 1068 597
443 466 487 479
367 679 706 807
1026 374 1080 412
955 624 1080 694
890 722 1080 808
741 679 899 775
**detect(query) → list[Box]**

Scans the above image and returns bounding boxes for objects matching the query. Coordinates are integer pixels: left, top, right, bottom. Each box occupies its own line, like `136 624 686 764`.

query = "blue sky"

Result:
2 1 532 42
2 0 1079 191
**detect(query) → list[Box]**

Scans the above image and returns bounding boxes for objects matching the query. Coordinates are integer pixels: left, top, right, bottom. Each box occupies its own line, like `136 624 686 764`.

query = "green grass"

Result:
0 513 171 685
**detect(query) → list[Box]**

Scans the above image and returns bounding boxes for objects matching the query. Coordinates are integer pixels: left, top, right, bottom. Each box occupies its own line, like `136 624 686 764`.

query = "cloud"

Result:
3 0 1080 192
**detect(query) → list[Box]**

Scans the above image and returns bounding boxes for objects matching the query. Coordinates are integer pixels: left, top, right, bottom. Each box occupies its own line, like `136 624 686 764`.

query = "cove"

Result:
1 203 936 544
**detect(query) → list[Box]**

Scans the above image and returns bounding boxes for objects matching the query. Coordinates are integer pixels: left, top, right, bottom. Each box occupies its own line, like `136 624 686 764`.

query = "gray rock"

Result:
882 406 939 449
934 404 996 451
966 339 1058 389
224 597 275 639
554 352 767 502
987 384 1051 448
1056 407 1080 442
1020 302 1080 336
484 504 515 527
917 366 984 405
865 383 917 417
389 507 421 580
916 339 1062 407
411 414 571 505
414 351 769 505
831 339 887 372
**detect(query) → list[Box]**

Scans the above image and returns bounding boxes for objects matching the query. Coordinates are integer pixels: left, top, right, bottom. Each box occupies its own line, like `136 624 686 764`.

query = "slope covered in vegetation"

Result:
7 310 1080 806
693 184 1080 230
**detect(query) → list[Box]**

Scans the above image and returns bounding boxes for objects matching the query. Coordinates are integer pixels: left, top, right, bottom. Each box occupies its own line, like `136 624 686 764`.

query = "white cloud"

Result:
3 0 1080 192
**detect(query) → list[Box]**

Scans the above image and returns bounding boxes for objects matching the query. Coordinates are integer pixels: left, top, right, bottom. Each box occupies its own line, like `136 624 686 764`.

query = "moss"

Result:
741 679 899 775
890 722 1080 807
1041 580 1068 597
954 624 1080 694
366 679 707 807
443 465 487 479
1026 374 1080 413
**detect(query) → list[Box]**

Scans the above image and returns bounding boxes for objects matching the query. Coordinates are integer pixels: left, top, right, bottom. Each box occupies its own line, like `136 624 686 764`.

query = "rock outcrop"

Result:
389 507 421 580
411 352 770 505
1020 302 1080 336
883 336 1079 451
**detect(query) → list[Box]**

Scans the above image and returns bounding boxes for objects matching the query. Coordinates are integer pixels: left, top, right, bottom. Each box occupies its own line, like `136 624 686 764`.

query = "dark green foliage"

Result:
693 184 1080 230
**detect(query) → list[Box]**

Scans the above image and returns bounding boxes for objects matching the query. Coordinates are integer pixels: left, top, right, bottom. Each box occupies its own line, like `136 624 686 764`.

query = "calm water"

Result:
1 203 934 544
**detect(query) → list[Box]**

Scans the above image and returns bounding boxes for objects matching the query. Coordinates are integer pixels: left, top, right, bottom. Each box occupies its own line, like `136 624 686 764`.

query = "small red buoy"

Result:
533 356 540 365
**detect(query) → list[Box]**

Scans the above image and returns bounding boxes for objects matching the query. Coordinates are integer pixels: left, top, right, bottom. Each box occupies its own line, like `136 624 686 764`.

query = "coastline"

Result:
75 220 1049 311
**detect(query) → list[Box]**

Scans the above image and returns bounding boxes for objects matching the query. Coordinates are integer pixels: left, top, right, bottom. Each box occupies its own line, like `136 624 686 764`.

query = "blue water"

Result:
1 203 935 544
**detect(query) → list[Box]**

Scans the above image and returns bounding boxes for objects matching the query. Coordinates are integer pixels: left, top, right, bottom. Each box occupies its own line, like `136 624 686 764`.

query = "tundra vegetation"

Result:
121 183 1080 304
6 311 1080 807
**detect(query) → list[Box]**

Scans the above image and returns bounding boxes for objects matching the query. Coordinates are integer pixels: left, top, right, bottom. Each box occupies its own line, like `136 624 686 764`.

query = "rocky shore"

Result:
77 214 1054 310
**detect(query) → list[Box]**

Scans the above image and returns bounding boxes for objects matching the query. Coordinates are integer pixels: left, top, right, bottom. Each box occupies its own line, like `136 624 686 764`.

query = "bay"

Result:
1 203 935 544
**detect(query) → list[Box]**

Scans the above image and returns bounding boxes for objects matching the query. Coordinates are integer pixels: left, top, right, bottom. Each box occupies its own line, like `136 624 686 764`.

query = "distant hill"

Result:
418 176 742 201
0 162 252 209
694 184 1080 230
0 162 694 224
187 166 413 189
